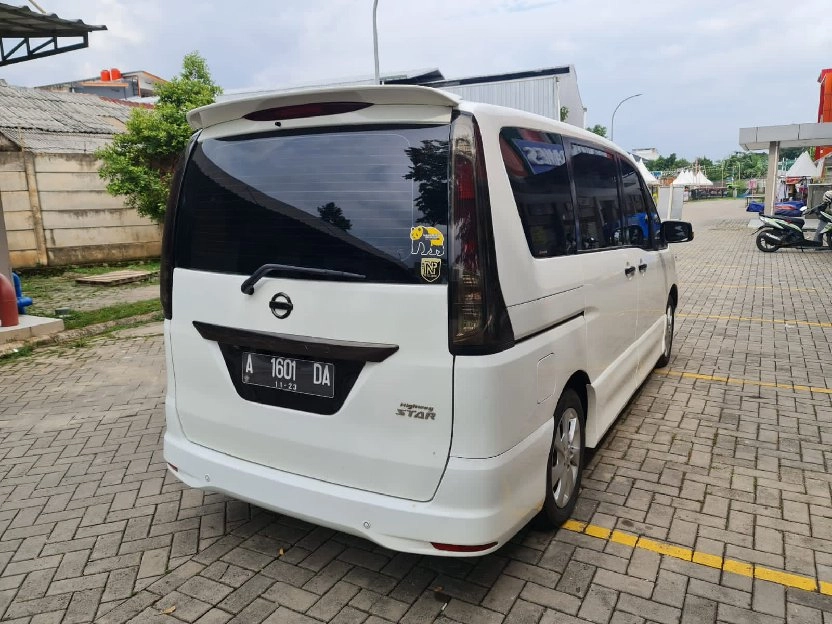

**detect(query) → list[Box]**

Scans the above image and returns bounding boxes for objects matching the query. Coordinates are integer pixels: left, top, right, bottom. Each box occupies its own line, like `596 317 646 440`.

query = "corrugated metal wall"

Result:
439 74 585 128
440 77 558 119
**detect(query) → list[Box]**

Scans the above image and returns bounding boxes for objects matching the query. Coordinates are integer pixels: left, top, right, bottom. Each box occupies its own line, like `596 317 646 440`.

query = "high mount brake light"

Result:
448 114 514 355
243 102 372 122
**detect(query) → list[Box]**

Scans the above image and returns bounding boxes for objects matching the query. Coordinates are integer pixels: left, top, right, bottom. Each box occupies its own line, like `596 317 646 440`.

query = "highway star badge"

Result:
420 257 441 283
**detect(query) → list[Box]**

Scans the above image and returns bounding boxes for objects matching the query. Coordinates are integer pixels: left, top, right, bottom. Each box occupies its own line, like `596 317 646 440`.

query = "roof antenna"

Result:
27 0 47 14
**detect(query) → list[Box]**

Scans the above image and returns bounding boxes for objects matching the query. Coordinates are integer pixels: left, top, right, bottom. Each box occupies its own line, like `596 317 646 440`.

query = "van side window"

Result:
645 188 666 249
569 143 622 251
619 159 651 250
499 128 577 258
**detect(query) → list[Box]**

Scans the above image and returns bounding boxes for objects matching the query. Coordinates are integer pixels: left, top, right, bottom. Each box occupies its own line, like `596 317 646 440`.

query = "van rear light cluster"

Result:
243 102 372 122
448 114 514 355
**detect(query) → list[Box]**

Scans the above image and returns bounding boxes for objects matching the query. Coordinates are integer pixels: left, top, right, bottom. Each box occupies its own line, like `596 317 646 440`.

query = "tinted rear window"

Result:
175 125 451 283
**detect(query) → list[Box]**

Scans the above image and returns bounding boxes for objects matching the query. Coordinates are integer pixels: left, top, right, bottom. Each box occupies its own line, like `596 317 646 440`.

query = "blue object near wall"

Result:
12 272 32 314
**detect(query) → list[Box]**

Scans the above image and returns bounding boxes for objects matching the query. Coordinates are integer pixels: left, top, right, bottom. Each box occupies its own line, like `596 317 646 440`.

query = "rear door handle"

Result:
624 266 636 277
638 263 648 273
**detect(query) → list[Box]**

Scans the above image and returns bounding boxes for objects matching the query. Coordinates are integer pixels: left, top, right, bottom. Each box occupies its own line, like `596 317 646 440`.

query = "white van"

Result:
162 85 692 556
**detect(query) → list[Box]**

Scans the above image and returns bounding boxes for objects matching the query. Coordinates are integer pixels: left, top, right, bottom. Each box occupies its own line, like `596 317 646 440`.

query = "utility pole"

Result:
610 93 642 142
373 0 380 84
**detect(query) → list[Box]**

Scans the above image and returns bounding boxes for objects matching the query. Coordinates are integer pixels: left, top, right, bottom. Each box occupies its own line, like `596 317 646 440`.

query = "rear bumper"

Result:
163 398 551 556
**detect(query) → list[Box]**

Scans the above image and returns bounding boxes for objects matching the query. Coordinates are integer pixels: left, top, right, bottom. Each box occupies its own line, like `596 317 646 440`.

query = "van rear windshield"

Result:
175 125 451 284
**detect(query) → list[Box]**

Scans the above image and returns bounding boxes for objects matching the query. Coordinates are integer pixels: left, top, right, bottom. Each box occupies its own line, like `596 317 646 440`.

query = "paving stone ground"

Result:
2 199 832 623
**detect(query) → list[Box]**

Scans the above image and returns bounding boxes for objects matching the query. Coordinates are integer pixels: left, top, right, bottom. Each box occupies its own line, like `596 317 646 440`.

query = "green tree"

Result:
560 106 569 122
717 151 768 180
649 153 691 174
404 139 449 226
317 202 352 231
96 52 222 223
586 124 607 138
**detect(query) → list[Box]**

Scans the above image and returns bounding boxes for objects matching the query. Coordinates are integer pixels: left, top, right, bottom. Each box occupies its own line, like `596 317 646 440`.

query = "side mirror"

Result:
662 220 694 243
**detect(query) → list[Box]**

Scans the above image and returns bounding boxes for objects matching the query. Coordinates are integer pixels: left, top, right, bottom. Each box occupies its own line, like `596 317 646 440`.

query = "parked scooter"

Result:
755 198 832 252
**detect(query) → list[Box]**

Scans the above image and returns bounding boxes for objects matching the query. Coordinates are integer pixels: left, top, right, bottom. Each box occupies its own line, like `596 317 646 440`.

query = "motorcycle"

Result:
755 203 832 252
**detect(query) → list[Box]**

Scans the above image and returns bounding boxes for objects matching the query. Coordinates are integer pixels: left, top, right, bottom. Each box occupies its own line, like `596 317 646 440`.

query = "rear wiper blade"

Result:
241 263 366 295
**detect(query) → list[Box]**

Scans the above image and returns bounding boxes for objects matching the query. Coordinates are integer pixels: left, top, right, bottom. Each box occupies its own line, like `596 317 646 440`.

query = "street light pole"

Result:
372 0 380 85
610 93 642 142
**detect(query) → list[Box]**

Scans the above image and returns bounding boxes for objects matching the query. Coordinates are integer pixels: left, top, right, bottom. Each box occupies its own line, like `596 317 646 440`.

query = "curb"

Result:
0 311 162 358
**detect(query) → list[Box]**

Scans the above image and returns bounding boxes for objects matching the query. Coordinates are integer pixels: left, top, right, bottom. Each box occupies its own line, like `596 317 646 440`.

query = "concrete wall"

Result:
0 152 161 268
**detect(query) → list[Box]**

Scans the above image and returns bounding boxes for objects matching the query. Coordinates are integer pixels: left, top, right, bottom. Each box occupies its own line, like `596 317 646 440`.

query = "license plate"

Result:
241 352 335 398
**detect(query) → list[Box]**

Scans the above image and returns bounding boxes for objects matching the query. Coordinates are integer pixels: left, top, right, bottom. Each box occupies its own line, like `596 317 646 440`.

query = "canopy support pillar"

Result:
764 141 780 216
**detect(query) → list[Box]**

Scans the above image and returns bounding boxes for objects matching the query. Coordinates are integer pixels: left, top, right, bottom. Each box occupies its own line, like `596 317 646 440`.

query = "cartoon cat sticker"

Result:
410 226 445 256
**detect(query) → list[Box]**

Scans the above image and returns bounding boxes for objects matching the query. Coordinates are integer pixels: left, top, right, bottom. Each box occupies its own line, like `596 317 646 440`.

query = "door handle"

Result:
638 263 648 273
624 266 636 277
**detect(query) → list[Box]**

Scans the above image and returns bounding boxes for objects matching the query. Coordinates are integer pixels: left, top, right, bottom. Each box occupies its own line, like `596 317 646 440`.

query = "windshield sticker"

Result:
571 143 611 159
513 139 566 175
410 226 445 256
420 257 441 283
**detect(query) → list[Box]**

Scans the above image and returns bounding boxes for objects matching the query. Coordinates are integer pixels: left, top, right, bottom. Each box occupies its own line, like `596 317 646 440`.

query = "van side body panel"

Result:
462 103 673 451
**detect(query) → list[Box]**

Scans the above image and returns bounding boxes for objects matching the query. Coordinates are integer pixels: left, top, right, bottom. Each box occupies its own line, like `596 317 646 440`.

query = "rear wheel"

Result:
536 389 585 529
655 299 675 369
756 229 780 252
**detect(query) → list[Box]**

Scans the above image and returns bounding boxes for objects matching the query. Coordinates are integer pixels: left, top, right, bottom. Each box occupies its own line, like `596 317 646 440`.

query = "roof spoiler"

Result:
187 85 461 130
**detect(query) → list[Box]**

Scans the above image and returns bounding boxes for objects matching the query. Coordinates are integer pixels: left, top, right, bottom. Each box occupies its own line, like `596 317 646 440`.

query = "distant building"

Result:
0 81 160 268
36 69 167 100
631 148 660 162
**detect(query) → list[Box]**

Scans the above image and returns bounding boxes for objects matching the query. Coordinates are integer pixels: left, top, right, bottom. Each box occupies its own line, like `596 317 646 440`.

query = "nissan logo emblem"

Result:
269 293 293 319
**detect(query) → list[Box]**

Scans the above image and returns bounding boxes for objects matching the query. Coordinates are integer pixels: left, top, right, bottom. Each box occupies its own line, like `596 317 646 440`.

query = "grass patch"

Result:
0 345 34 364
17 259 160 279
62 298 162 330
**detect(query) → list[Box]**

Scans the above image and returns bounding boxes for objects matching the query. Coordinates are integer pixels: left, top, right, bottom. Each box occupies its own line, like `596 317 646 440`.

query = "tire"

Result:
655 298 675 369
755 229 780 252
535 389 585 529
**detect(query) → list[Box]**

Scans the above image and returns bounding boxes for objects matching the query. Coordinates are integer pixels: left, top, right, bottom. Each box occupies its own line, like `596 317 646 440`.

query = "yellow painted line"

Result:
637 537 692 561
678 313 832 329
723 559 753 577
682 282 817 292
610 530 638 547
584 525 611 540
654 369 832 395
755 566 817 592
693 551 723 569
561 521 826 595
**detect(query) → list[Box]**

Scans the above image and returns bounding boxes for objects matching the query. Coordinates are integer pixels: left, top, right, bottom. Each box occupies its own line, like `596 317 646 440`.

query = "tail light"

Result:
160 133 199 320
448 114 514 355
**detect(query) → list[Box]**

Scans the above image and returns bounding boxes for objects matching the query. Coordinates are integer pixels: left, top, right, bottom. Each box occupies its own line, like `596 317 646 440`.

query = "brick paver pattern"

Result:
1 200 831 623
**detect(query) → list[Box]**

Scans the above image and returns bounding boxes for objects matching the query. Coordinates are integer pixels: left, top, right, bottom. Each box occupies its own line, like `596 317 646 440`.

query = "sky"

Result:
2 0 831 160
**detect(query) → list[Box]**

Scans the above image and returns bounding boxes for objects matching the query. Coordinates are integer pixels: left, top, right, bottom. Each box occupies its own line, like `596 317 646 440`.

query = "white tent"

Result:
671 169 696 186
692 169 713 186
635 159 659 186
672 168 712 186
784 151 820 178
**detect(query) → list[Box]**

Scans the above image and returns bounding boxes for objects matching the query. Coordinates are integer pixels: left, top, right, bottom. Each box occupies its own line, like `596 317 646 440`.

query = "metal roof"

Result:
0 81 135 153
425 66 571 88
0 2 106 66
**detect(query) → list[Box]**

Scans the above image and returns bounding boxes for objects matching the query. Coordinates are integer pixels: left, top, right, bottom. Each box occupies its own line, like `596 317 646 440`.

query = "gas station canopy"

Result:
739 123 832 150
738 122 832 215
0 2 105 67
